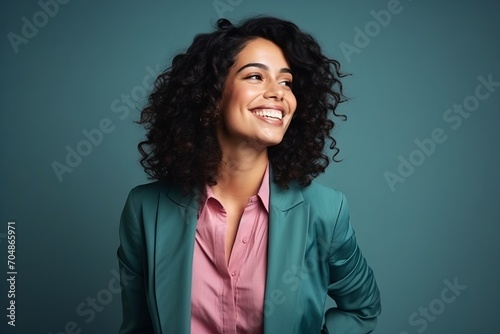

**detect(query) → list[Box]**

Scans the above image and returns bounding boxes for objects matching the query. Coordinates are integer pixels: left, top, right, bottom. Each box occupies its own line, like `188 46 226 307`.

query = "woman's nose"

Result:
263 81 285 100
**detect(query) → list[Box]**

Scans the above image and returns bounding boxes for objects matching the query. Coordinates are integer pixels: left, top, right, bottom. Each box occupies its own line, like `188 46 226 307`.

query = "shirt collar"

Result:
257 164 270 212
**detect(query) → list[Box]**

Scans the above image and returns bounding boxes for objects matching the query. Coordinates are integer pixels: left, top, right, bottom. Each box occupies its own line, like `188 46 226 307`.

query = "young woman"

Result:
117 16 381 334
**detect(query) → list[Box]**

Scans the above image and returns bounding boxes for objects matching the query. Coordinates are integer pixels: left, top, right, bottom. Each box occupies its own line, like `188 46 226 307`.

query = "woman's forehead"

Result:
232 38 290 70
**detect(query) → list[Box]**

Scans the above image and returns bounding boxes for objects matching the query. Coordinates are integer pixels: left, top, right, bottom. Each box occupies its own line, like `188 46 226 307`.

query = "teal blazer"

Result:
117 177 381 333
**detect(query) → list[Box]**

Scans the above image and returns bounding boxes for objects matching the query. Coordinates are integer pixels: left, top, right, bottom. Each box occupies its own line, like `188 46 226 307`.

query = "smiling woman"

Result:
117 16 381 334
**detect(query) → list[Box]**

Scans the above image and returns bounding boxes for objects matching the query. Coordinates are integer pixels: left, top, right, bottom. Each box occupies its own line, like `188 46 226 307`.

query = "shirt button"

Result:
242 237 248 244
231 270 237 276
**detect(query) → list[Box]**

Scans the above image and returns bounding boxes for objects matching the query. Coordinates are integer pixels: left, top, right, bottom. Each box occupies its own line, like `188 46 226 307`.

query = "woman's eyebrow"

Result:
236 63 292 74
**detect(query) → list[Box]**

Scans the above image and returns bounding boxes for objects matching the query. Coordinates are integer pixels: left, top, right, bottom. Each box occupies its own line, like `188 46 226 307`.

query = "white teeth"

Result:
253 109 283 120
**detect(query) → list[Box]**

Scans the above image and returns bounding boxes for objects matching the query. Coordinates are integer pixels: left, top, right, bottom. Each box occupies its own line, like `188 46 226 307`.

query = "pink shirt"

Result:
190 167 270 334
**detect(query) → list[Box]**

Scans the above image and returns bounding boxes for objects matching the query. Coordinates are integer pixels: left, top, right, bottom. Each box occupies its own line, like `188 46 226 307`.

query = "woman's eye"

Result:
280 80 293 87
246 74 262 80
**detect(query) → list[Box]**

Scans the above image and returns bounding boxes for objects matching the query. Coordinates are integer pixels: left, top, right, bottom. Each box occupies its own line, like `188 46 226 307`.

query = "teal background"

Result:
1 0 499 333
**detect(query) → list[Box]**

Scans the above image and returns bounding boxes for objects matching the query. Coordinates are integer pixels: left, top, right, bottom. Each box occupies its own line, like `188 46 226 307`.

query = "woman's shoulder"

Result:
297 180 348 222
124 180 179 206
126 180 196 208
300 180 345 204
127 180 167 199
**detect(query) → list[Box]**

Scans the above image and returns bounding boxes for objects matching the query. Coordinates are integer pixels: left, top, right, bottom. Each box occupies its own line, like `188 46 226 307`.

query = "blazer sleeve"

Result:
117 188 155 334
322 194 381 334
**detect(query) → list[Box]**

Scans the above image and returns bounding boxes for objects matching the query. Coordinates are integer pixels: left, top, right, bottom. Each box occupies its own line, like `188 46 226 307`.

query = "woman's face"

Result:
216 38 297 151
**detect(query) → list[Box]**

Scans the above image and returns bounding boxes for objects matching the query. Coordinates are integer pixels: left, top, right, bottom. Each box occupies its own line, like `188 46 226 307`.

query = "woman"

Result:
117 16 381 334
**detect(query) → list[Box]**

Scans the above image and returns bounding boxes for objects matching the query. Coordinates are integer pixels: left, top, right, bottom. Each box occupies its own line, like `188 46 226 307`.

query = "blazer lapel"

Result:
153 185 199 334
264 179 310 334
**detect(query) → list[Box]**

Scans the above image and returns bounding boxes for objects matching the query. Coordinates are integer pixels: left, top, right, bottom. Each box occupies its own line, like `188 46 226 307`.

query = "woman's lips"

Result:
250 110 284 125
251 109 283 120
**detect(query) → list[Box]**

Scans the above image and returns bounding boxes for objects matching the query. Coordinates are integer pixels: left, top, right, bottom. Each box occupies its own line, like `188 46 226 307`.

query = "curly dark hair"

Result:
138 16 347 192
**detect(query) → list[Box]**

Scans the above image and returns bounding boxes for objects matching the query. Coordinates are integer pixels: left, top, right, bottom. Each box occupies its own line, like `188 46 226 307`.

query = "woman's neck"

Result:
211 142 269 202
